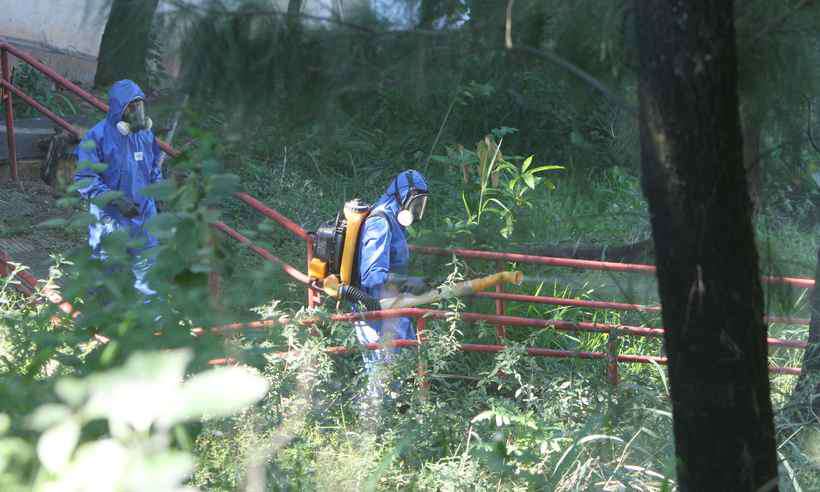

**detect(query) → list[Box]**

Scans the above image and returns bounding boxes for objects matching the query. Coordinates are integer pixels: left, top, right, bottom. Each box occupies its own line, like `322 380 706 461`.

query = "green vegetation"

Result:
2 0 819 489
1 127 816 488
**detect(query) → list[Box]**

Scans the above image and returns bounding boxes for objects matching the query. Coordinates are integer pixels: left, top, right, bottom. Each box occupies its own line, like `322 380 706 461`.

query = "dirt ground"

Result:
0 177 84 279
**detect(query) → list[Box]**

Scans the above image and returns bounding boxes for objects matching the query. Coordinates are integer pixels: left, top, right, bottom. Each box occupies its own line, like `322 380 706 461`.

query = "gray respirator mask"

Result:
116 99 153 136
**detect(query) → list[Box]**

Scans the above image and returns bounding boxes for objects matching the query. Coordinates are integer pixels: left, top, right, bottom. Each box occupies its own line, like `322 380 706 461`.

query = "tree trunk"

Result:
636 2 778 490
788 247 820 420
95 0 160 90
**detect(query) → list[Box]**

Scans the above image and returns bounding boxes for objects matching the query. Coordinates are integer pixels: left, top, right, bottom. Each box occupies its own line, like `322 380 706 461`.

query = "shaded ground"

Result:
0 178 83 279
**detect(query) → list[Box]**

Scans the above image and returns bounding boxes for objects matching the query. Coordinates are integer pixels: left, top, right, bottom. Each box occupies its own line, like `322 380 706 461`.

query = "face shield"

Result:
397 191 429 227
117 99 152 135
406 193 428 221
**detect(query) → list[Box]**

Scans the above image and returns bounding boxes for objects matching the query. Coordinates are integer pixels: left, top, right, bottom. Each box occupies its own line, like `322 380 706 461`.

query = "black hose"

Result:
339 284 381 311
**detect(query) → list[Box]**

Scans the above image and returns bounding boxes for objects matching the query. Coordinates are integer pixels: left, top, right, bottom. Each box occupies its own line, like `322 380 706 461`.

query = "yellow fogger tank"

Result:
309 198 371 300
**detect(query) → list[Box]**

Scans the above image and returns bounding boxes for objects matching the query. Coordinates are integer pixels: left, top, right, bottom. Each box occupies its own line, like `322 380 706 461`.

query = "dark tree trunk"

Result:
788 248 820 419
94 0 160 89
636 2 778 490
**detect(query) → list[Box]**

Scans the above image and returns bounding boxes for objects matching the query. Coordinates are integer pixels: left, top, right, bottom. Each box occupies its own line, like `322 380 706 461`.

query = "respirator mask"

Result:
116 98 153 136
394 171 429 227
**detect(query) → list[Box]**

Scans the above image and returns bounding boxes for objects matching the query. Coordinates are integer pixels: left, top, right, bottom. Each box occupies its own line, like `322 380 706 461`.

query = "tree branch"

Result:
506 45 637 116
503 0 636 115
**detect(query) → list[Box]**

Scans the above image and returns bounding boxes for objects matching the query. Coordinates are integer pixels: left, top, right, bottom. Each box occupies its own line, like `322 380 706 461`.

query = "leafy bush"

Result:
0 349 268 491
9 65 78 119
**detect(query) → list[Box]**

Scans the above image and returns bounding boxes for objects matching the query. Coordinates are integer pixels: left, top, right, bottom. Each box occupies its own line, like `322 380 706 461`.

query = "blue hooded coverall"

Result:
354 169 429 377
74 80 162 295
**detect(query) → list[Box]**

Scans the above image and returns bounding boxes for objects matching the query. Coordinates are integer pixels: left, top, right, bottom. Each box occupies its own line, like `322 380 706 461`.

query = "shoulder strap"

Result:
351 206 389 288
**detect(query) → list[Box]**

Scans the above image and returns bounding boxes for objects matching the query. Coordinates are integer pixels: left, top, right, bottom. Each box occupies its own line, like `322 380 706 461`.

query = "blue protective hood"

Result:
106 80 145 125
375 169 429 212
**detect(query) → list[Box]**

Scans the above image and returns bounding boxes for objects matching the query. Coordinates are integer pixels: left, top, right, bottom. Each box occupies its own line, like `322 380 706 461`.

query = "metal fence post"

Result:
306 238 316 308
416 317 430 399
208 270 221 309
1 48 18 182
0 250 9 277
607 326 620 386
495 260 507 339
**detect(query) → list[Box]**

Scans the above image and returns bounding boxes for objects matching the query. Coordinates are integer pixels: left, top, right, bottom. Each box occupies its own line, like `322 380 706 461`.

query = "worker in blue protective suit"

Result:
354 169 430 406
74 80 162 296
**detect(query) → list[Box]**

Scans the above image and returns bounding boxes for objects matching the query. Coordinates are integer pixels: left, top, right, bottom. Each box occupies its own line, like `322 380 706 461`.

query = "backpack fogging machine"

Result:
308 199 523 311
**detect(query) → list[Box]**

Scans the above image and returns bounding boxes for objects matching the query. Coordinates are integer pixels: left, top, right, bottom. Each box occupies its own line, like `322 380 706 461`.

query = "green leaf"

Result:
126 451 195 491
146 214 181 240
56 197 81 208
55 378 87 407
140 180 177 201
29 404 71 431
482 208 506 217
89 162 108 173
494 161 515 173
523 173 536 190
206 173 241 197
522 155 533 172
486 198 510 212
84 350 193 435
67 178 93 193
75 159 107 173
471 410 495 423
37 418 80 473
68 213 97 230
163 366 269 425
529 165 564 174
94 190 125 207
461 192 473 219
60 439 128 491
500 214 514 239
491 127 518 139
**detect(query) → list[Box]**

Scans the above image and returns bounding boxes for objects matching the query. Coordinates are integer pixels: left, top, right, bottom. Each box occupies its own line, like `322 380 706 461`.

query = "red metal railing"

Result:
410 244 815 290
196 308 804 376
223 192 813 380
0 43 813 382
